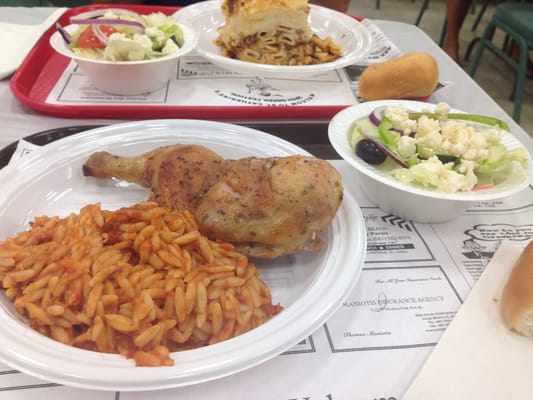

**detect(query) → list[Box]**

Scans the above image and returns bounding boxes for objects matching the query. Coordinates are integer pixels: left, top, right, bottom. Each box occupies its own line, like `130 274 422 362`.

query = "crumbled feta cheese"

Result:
396 135 417 159
105 33 152 61
108 32 127 41
435 102 450 116
144 26 162 39
132 33 153 51
456 160 478 189
415 115 441 137
485 129 500 143
162 38 179 54
393 156 476 192
415 115 442 151
384 106 416 134
438 120 493 162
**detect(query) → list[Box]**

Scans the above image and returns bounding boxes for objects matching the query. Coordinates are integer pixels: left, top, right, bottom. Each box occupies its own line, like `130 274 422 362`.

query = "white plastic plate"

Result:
0 120 366 391
174 0 373 78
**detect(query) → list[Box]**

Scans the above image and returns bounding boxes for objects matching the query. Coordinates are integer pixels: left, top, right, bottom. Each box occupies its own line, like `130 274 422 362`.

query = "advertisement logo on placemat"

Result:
214 78 315 106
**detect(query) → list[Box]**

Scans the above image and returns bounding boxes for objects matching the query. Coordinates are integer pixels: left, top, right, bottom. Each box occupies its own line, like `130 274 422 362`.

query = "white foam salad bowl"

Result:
328 100 533 223
49 22 197 95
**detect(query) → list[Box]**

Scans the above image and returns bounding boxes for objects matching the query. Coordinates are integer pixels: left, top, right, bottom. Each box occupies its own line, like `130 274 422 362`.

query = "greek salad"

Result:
349 102 529 192
56 9 185 61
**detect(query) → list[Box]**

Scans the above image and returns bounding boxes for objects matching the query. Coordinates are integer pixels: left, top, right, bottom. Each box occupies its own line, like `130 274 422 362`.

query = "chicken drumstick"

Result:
83 144 343 258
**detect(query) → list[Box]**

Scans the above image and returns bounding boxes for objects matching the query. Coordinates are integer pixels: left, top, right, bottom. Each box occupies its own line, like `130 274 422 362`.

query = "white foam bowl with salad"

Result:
328 100 532 223
49 8 198 95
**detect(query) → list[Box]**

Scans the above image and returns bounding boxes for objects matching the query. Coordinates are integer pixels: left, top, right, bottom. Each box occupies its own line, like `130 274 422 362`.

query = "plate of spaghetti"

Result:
174 0 373 78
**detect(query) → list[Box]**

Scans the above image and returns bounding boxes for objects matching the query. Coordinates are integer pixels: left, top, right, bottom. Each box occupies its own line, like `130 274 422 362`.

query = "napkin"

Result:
402 240 533 400
0 8 66 80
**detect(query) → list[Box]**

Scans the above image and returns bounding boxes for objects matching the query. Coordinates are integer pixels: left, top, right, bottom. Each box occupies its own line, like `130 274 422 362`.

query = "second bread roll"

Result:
358 52 439 101
501 241 533 336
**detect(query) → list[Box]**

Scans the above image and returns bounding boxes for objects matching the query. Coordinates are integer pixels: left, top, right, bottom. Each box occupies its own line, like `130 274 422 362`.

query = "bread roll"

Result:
358 52 439 101
501 240 533 336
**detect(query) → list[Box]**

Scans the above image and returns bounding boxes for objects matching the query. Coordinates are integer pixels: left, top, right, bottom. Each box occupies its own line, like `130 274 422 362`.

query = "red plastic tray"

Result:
9 4 352 120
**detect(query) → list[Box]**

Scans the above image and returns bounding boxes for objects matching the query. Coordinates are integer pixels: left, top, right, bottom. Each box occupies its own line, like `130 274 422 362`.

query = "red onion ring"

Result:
369 106 413 135
56 23 71 44
92 25 109 46
71 8 145 23
70 17 145 30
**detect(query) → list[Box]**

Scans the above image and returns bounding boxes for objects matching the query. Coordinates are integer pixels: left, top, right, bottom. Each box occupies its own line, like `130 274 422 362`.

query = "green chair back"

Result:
468 1 533 123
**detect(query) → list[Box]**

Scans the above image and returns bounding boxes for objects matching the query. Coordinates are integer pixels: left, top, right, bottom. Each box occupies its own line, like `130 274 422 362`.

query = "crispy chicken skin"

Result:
82 145 226 212
83 144 343 258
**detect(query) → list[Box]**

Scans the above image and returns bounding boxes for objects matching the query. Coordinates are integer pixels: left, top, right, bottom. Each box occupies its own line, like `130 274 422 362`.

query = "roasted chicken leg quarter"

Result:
83 144 343 258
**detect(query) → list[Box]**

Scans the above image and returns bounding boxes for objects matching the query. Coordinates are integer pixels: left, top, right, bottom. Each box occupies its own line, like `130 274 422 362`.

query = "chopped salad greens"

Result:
350 102 529 192
58 9 184 61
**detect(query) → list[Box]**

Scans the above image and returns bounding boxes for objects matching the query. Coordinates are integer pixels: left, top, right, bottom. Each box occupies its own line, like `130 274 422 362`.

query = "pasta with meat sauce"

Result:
0 202 282 366
215 0 341 65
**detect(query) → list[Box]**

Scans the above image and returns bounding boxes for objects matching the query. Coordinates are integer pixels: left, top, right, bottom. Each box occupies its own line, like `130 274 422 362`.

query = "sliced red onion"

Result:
56 23 71 44
357 114 406 167
369 106 406 134
361 134 408 168
368 106 416 137
92 25 109 46
71 8 145 22
368 106 387 126
70 17 145 30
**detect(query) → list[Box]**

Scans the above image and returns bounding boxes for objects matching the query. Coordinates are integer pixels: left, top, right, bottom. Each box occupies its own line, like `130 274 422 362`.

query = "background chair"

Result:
470 0 492 31
416 0 484 25
415 0 432 26
376 0 415 11
415 0 490 46
467 1 533 123
415 0 446 45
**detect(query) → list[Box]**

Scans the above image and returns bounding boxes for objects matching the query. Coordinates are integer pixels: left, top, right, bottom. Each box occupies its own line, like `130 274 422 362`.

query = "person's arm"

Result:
309 0 350 13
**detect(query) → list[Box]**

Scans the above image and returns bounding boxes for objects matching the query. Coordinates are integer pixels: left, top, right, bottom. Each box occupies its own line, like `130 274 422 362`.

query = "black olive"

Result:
355 138 387 164
436 154 458 164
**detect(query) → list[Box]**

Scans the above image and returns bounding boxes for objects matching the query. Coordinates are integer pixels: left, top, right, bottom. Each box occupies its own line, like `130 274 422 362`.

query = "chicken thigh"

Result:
83 144 343 258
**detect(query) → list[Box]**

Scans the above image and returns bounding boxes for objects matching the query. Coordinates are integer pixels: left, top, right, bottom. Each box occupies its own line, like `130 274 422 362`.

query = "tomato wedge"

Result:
76 25 118 48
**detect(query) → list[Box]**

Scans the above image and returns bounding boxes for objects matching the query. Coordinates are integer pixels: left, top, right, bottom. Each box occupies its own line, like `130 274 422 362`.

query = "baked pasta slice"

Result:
215 0 341 66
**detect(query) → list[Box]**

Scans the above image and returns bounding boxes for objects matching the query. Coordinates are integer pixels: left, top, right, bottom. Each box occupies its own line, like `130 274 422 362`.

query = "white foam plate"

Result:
0 119 366 391
173 0 373 78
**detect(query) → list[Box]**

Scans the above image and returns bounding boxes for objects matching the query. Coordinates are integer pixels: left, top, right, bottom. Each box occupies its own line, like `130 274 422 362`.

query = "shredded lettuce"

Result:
144 12 184 47
475 144 528 178
103 34 152 61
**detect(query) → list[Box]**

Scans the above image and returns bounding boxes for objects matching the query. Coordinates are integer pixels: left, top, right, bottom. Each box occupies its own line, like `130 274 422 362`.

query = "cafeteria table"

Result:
0 6 532 400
